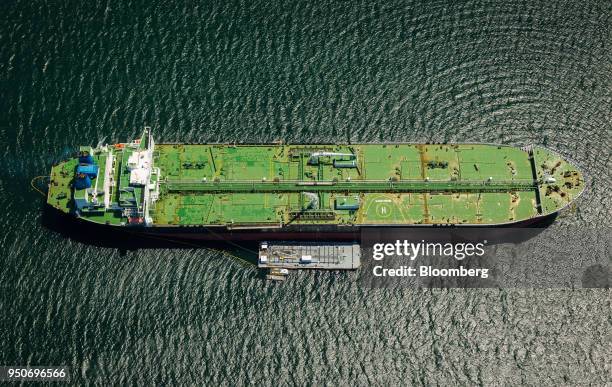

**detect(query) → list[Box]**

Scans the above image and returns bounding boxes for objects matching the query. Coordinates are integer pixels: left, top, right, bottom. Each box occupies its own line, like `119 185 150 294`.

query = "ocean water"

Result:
1 0 610 384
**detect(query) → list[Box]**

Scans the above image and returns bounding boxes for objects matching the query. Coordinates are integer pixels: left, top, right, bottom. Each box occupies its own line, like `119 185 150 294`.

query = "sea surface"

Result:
1 0 610 384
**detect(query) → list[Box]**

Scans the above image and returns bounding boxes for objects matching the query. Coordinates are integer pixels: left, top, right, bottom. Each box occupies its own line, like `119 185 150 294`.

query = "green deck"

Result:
47 132 585 228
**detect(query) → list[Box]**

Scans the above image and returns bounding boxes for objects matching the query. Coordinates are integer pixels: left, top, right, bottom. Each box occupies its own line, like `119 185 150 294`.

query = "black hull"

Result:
142 213 557 241
42 204 558 249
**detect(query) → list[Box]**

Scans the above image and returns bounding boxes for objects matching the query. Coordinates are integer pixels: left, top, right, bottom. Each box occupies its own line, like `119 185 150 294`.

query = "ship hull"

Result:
140 213 557 241
43 203 558 246
47 133 585 237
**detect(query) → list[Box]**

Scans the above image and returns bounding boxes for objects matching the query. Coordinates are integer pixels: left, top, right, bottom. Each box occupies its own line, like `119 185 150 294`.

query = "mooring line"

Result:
123 228 257 268
30 175 49 197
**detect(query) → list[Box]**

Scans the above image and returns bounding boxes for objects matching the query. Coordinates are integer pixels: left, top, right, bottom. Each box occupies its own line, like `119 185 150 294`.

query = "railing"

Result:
164 178 537 193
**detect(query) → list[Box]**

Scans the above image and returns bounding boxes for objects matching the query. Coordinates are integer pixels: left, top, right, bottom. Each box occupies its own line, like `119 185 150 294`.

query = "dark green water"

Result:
1 0 610 384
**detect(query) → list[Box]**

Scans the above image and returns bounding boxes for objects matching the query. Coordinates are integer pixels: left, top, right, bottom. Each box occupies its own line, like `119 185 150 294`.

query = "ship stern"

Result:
47 158 78 214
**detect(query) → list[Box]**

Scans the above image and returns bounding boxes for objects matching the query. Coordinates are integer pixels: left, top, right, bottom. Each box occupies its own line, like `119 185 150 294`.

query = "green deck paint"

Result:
48 131 585 227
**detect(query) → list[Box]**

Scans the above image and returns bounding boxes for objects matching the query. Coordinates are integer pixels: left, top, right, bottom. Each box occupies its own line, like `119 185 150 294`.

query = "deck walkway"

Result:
165 178 537 194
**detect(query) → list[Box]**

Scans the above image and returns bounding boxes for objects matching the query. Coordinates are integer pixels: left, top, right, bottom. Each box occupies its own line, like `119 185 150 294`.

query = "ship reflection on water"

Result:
41 205 261 261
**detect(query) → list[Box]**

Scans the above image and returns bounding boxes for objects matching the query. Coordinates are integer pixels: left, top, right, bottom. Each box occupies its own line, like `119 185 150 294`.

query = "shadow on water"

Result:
42 204 557 268
41 206 260 265
361 213 557 247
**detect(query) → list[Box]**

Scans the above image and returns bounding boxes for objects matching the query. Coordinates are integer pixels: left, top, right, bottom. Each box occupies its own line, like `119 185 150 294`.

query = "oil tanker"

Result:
46 128 584 240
